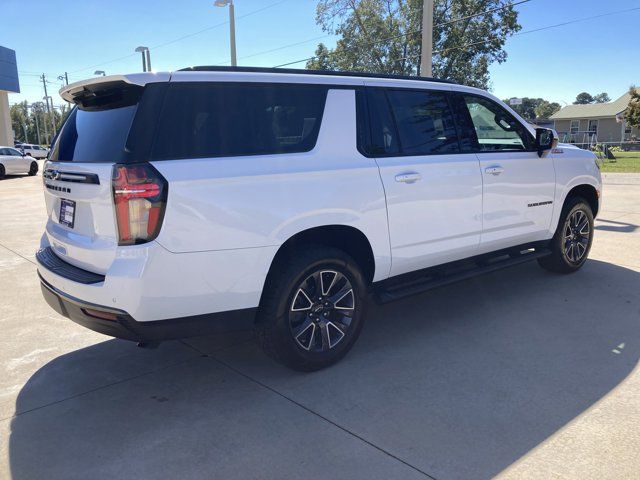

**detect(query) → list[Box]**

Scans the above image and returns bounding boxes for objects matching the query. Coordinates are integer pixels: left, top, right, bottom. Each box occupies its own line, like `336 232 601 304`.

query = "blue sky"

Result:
5 0 640 107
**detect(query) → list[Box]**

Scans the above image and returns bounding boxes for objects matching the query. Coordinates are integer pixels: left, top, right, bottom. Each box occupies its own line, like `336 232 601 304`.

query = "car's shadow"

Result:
7 259 640 479
595 218 638 233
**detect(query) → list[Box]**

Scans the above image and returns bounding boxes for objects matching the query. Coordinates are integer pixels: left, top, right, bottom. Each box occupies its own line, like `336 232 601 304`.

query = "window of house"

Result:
588 119 598 134
570 120 580 134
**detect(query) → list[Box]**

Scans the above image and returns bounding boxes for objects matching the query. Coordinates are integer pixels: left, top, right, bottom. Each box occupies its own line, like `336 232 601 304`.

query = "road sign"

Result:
509 98 523 106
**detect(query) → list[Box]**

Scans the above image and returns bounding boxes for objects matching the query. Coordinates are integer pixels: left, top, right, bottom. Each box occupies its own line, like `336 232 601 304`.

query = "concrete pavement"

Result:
1 172 639 479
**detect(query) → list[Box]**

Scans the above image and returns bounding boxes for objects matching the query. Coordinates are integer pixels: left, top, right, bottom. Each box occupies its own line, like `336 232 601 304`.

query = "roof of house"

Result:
550 92 631 120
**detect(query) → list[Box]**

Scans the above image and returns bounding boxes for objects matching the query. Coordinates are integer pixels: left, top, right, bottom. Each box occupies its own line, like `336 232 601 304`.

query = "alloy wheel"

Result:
289 269 355 352
562 209 590 264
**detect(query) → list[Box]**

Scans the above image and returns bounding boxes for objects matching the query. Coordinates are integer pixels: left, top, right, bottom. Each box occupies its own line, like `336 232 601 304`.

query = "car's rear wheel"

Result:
255 245 367 371
0 164 5 180
28 161 38 176
538 197 594 273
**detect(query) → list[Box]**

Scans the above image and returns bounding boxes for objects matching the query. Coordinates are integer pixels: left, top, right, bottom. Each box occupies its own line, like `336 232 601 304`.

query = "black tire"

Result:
538 196 594 273
28 161 38 176
255 245 368 371
0 164 5 180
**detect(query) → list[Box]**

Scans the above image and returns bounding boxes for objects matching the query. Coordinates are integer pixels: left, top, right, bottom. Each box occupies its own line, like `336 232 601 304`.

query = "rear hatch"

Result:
43 74 169 274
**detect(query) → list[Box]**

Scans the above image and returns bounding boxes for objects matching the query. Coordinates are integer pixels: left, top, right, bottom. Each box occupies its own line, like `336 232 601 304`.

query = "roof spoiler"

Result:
59 72 171 104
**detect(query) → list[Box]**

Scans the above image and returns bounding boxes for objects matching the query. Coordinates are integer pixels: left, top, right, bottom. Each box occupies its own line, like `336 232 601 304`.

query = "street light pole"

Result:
214 0 237 67
229 1 237 66
420 0 434 77
135 46 149 72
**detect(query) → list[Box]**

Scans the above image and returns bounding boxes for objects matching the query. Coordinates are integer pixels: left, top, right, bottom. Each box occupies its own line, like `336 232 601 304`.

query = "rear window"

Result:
50 81 144 163
49 105 137 162
151 83 328 160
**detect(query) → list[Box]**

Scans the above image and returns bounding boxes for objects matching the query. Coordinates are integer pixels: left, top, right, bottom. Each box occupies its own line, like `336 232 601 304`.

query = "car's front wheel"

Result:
255 245 367 371
538 196 594 273
0 164 5 180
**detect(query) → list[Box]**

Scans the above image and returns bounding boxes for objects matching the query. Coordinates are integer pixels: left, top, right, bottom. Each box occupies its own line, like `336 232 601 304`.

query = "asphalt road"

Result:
1 171 639 480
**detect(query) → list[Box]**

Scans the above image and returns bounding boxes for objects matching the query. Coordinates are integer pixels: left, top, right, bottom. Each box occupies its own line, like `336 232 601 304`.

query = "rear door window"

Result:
385 89 459 155
151 83 328 160
363 88 400 156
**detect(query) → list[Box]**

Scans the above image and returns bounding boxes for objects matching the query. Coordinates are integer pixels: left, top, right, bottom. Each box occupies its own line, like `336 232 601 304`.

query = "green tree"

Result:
10 102 30 143
307 0 522 88
10 101 70 146
534 100 561 118
502 97 560 120
625 86 640 128
574 92 594 104
593 92 610 103
503 97 541 119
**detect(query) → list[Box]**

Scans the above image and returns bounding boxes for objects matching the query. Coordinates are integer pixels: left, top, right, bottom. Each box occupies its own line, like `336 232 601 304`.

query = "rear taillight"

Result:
112 163 168 246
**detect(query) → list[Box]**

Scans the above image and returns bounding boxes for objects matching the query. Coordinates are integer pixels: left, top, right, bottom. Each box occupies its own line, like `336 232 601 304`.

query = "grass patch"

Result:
599 151 640 173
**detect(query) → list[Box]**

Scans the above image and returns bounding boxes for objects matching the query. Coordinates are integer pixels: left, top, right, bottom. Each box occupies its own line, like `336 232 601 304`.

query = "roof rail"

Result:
177 65 454 84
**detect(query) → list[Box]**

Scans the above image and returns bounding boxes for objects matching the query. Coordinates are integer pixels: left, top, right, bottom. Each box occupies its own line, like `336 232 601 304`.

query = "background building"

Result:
551 92 639 147
0 46 20 146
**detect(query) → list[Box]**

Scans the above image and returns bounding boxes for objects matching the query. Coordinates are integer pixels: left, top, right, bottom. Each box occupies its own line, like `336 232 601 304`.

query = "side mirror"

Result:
535 128 558 157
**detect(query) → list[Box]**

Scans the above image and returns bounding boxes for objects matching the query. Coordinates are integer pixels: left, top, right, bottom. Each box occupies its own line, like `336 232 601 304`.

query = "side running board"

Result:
373 247 552 304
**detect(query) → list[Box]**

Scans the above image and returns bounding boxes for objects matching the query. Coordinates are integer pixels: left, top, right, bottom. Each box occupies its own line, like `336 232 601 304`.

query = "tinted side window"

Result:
365 88 399 155
386 89 459 155
152 83 327 160
462 94 534 152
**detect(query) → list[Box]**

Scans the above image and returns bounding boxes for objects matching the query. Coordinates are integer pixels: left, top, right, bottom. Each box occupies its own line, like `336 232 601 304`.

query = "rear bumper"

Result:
39 275 256 343
36 236 276 322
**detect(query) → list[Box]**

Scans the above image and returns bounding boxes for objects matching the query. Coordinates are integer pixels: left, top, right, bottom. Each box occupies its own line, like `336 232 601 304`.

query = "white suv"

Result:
17 143 49 159
37 67 601 370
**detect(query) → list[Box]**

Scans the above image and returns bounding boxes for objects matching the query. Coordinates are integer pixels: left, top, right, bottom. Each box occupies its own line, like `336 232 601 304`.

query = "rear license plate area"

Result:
59 199 76 229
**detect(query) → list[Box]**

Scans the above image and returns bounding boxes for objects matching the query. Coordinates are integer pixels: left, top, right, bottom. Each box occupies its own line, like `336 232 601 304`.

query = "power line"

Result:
275 2 640 69
418 5 640 58
215 34 331 65
68 0 289 75
437 0 530 27
273 0 531 68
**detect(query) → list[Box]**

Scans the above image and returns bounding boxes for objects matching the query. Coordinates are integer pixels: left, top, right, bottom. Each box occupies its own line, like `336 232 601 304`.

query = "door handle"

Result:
484 166 504 176
395 172 422 183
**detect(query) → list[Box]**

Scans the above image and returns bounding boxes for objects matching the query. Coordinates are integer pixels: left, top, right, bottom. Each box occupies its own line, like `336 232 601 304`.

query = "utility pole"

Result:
420 0 434 77
32 105 41 145
145 49 152 71
58 72 69 85
40 74 50 113
40 74 51 143
45 96 56 141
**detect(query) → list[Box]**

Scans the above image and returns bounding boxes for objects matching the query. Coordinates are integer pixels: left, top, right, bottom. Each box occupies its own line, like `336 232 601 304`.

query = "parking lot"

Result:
1 171 639 480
